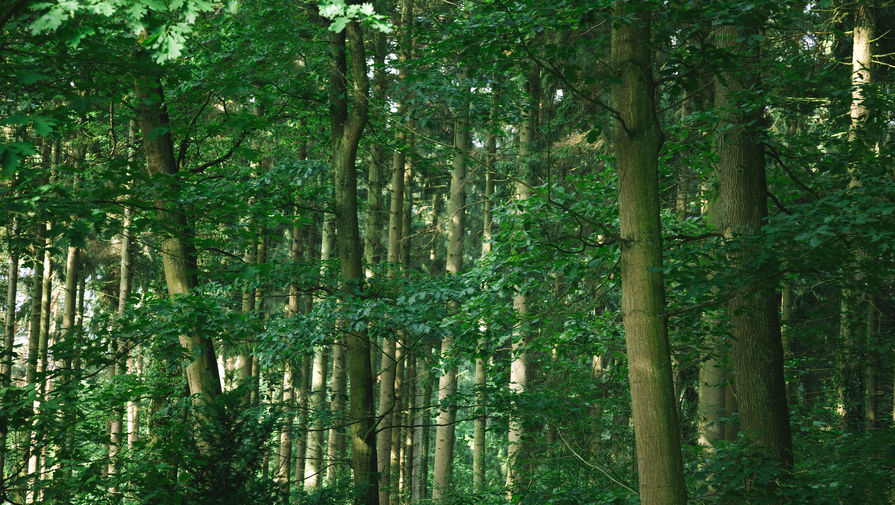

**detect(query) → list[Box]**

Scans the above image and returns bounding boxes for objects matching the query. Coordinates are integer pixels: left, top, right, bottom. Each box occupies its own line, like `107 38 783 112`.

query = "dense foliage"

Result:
1 0 893 504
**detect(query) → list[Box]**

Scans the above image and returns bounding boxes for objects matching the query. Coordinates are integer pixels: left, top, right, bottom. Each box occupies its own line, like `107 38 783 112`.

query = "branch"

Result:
555 428 639 496
176 92 212 169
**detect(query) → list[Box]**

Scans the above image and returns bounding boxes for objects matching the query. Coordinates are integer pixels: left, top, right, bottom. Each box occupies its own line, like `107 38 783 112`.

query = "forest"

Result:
0 0 894 504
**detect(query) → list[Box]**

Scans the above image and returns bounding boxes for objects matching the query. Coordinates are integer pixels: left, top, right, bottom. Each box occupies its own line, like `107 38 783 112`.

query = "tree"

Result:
610 3 687 504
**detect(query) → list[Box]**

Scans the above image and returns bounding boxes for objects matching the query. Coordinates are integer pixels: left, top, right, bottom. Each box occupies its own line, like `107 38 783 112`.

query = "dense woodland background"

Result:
1 0 894 504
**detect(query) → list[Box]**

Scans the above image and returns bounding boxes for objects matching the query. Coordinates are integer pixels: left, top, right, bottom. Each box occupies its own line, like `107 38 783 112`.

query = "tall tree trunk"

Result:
305 345 330 488
0 218 19 485
276 363 294 492
432 89 469 501
237 231 257 401
126 122 142 447
714 23 793 469
610 5 687 505
401 347 416 500
22 223 46 477
506 63 539 498
326 334 348 480
411 345 431 502
328 20 378 504
365 29 388 274
378 38 409 499
134 47 221 405
473 88 497 494
837 0 874 434
389 348 405 504
294 359 311 486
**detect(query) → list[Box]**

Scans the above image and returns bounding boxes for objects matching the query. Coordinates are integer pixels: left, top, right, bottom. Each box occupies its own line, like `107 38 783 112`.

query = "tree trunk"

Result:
305 347 330 488
389 347 405 504
0 226 19 484
837 0 874 434
507 63 539 498
610 5 687 505
237 231 257 400
401 348 416 499
329 20 378 505
294 359 311 486
364 29 388 274
134 48 221 405
21 223 45 472
432 89 469 501
276 363 294 491
307 210 334 488
714 23 793 469
474 124 494 484
411 345 431 502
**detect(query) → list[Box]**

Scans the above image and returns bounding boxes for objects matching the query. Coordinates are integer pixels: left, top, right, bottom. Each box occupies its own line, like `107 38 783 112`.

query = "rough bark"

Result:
611 5 687 505
714 23 793 469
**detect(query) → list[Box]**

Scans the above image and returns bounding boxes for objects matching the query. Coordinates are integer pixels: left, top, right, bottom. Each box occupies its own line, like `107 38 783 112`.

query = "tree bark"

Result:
837 0 874 434
611 5 687 505
714 23 793 469
0 221 19 485
411 345 431 502
134 49 221 405
473 110 496 492
20 217 46 489
506 63 539 498
329 19 378 504
305 347 330 488
364 29 388 274
432 83 469 501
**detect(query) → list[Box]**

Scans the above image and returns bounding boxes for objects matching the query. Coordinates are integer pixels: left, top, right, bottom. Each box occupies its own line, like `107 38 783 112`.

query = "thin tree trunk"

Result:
305 346 330 488
611 5 687 505
294 359 311 486
22 223 46 477
364 30 388 275
473 88 497 494
432 91 469 501
237 231 257 400
389 347 405 505
0 228 19 484
507 63 539 497
107 204 132 490
411 345 431 502
837 0 874 434
276 364 294 492
401 348 416 500
379 59 407 501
